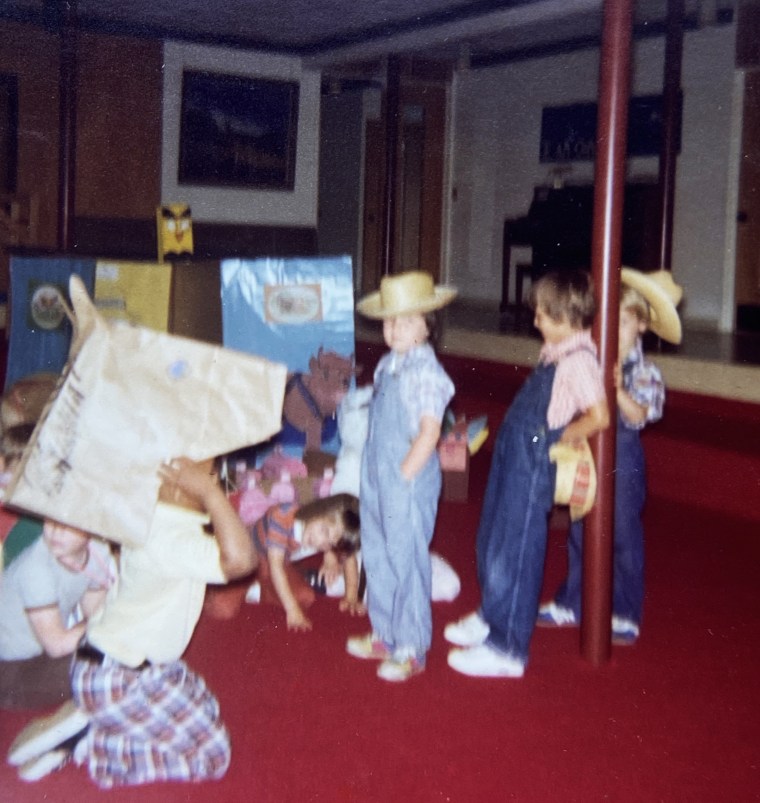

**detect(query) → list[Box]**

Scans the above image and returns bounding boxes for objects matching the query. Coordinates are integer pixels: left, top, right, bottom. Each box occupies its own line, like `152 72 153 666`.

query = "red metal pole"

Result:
582 0 634 665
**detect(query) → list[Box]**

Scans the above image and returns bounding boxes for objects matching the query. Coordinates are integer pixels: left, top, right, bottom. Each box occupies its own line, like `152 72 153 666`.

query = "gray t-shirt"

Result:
0 536 111 660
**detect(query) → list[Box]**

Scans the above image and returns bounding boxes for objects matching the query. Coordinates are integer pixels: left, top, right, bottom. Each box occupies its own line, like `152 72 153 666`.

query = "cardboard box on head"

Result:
4 275 287 547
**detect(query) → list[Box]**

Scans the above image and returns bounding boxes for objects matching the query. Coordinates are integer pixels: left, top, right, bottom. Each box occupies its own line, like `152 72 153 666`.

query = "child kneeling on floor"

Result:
11 456 257 788
246 493 363 631
445 270 609 678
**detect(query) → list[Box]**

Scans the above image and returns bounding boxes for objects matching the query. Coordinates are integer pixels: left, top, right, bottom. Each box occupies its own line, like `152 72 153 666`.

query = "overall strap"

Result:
286 373 321 420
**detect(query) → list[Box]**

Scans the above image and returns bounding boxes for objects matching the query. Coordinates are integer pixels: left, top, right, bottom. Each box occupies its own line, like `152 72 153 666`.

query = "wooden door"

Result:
361 81 446 296
735 70 760 328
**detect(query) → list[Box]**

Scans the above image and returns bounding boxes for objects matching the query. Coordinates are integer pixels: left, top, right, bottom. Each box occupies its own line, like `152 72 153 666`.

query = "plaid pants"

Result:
71 654 230 789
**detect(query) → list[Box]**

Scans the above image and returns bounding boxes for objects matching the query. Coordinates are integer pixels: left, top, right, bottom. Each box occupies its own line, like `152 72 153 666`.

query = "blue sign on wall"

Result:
539 94 681 163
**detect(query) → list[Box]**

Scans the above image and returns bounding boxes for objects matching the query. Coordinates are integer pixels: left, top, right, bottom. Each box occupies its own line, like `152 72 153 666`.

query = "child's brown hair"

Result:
422 309 443 350
530 269 597 329
0 423 34 471
295 493 360 554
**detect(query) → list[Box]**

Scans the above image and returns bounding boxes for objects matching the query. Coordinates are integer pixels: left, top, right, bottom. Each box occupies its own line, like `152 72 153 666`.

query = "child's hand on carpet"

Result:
339 596 367 616
286 607 312 632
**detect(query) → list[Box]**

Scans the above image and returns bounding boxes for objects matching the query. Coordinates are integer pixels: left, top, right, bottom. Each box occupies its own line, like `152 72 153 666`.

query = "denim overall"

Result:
360 359 441 659
555 415 646 625
476 360 562 663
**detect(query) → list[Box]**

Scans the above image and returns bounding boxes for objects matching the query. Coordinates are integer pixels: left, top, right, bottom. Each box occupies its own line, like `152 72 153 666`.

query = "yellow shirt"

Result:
87 501 226 667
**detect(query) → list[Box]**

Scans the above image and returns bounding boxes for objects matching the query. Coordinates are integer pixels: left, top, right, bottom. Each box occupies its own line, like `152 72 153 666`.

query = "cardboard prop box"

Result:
4 275 287 548
438 414 489 502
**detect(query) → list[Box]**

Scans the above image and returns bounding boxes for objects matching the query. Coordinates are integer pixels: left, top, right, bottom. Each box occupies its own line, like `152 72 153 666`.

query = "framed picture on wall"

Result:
0 73 18 193
178 70 299 190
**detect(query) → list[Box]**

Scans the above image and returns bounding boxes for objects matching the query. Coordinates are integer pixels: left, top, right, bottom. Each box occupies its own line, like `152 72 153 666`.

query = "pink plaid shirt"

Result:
539 330 605 429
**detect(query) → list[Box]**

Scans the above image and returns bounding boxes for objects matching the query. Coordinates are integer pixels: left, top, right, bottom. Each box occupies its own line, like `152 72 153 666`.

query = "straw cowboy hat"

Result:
621 267 683 345
357 270 457 319
549 439 597 521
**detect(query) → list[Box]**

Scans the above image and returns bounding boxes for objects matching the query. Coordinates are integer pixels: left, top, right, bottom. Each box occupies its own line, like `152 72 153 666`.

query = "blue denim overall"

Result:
554 416 646 625
360 360 441 659
476 361 562 663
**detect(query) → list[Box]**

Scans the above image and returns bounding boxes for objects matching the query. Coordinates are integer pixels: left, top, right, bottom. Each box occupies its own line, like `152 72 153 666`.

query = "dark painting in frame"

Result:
539 93 682 163
0 73 18 193
178 70 299 190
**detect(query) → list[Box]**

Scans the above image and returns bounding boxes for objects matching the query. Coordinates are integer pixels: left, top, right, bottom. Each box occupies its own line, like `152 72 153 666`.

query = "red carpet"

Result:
2 347 759 801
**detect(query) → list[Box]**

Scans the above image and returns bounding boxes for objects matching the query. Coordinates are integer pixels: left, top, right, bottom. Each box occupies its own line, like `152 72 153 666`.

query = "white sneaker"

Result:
611 615 640 645
245 581 261 603
17 748 70 782
536 601 577 628
7 701 89 766
447 644 525 678
444 611 490 647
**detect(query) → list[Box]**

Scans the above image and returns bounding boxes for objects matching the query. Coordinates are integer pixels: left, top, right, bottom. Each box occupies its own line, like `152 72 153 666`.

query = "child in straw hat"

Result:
346 270 456 682
538 268 682 645
445 269 609 678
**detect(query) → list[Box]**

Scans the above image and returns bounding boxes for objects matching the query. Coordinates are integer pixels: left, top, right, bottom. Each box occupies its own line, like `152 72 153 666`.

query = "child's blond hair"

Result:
621 285 650 327
530 269 596 329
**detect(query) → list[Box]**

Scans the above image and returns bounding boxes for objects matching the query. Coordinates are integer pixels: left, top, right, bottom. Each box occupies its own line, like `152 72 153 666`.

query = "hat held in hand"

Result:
549 439 597 521
621 268 683 344
357 270 457 319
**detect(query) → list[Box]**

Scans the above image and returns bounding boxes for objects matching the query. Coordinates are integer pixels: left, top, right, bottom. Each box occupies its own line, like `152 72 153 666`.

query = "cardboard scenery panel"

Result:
6 256 173 391
221 256 356 458
6 256 96 390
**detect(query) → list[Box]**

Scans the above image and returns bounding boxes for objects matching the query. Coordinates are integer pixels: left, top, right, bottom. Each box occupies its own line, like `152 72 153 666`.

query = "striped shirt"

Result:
375 343 455 434
539 330 606 429
252 503 317 562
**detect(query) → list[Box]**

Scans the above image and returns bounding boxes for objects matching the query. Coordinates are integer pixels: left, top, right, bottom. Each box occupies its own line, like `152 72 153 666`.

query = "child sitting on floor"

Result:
537 268 682 645
0 519 112 711
445 269 609 678
246 493 363 631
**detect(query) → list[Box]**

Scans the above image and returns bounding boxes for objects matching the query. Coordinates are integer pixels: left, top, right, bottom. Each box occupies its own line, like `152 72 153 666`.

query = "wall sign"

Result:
539 94 681 163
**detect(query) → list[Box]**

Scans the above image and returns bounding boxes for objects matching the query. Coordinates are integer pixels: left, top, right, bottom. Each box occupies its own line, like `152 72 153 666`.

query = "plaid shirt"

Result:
375 343 455 434
621 337 664 430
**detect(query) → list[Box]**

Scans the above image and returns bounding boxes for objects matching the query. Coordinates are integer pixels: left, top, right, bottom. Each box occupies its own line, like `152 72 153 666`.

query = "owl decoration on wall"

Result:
156 203 194 262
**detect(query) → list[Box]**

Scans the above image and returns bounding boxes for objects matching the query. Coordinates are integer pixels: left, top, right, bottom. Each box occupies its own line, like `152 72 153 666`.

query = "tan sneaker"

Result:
346 633 392 661
17 748 70 782
7 700 89 766
376 656 425 682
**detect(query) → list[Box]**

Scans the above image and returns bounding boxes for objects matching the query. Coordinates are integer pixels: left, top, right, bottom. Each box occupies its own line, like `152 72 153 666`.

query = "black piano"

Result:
501 182 662 312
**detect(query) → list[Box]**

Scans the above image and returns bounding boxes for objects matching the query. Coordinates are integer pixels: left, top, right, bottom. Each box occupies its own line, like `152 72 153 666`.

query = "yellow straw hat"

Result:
549 439 597 521
357 270 457 319
620 268 683 344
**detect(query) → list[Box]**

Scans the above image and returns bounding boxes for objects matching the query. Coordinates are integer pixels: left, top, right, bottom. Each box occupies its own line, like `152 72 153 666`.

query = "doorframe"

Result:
720 68 743 332
359 63 451 296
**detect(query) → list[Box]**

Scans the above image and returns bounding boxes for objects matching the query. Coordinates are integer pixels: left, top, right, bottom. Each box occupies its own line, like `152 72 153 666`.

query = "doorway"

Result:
361 80 446 296
735 69 760 331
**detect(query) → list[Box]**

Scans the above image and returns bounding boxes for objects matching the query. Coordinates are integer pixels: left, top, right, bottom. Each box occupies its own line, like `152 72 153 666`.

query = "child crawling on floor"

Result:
246 494 363 631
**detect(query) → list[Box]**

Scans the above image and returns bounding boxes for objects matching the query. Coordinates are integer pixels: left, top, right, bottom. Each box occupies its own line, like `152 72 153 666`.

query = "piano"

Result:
501 182 662 312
